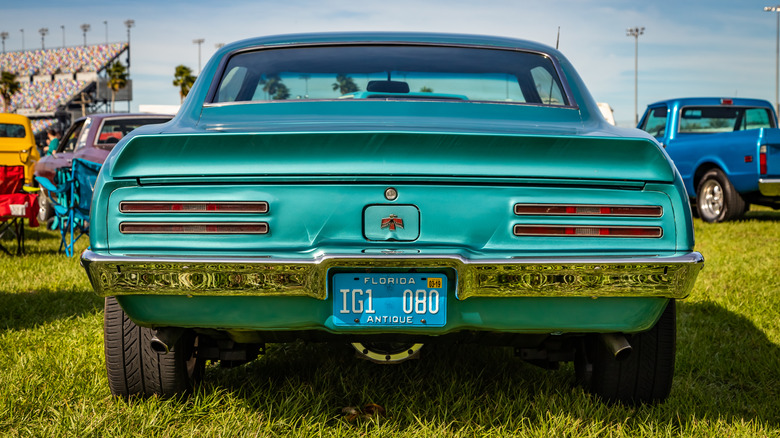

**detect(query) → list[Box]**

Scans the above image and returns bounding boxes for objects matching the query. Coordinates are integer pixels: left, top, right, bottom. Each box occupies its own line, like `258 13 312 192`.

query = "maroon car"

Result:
36 113 173 221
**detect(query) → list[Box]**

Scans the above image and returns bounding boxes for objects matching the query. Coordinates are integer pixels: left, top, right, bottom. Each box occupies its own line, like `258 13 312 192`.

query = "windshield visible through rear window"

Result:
212 45 570 106
0 123 26 138
679 106 775 133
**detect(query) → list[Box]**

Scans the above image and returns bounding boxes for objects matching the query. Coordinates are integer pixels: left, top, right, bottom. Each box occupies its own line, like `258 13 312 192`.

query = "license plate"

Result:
331 272 447 327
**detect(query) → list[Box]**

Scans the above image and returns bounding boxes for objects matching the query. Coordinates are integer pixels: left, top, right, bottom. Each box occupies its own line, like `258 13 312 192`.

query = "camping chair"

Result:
35 169 73 255
65 158 102 257
0 165 39 255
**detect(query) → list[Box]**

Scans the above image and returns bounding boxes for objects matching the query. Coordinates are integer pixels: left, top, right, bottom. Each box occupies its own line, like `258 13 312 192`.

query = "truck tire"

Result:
696 169 745 222
104 297 203 398
576 300 676 404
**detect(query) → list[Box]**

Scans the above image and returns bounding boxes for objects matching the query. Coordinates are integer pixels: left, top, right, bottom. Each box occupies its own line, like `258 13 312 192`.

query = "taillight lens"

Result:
120 202 269 214
120 222 269 234
760 145 768 175
513 225 662 238
514 204 662 217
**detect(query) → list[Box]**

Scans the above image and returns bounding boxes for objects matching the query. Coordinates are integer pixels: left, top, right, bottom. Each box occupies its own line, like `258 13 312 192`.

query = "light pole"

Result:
39 27 48 50
0 32 8 53
193 38 205 74
81 24 90 46
61 25 65 48
765 6 780 115
19 29 24 50
124 19 134 67
626 26 645 126
104 21 108 44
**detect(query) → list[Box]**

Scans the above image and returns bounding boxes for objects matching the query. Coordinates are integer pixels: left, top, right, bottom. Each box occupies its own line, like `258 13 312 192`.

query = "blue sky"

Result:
1 0 778 125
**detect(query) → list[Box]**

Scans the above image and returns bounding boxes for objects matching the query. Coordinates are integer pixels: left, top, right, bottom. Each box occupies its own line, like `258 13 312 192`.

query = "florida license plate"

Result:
331 272 447 327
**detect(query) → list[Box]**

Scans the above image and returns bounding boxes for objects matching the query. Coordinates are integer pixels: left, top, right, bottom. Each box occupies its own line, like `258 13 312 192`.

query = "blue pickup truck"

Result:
638 97 780 222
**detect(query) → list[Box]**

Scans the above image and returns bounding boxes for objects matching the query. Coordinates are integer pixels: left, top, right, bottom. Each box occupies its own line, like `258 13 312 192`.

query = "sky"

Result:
1 0 779 126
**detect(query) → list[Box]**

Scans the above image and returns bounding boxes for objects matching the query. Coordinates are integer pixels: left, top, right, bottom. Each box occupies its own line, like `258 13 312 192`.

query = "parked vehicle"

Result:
638 97 780 222
35 113 173 221
0 113 39 185
81 33 703 403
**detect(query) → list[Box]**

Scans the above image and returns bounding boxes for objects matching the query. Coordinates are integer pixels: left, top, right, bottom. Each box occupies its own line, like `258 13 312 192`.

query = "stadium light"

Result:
124 19 134 68
39 28 48 50
626 26 645 126
193 38 205 74
81 23 90 47
1 32 8 54
765 6 780 115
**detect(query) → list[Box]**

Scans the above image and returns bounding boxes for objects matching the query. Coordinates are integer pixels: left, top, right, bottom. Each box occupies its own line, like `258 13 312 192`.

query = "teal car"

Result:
81 33 703 403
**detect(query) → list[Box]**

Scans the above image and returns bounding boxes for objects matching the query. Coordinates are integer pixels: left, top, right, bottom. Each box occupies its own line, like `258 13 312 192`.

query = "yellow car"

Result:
0 113 40 184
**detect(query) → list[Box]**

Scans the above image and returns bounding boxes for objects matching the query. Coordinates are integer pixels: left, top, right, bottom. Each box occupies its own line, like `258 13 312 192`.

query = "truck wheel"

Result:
696 169 745 222
103 297 203 398
575 300 676 404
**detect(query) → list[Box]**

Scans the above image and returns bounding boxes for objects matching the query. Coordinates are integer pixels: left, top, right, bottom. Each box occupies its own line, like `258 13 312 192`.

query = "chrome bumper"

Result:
81 250 704 300
758 178 780 197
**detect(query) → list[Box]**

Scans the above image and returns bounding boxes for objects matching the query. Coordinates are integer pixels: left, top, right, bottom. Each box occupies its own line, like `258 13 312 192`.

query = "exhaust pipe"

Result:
150 327 184 354
600 333 632 361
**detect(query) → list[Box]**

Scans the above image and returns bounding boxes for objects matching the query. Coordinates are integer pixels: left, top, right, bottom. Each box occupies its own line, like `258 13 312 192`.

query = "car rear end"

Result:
81 34 703 403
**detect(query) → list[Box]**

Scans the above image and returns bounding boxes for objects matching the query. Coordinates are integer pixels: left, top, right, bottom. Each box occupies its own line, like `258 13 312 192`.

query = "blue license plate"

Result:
331 272 447 327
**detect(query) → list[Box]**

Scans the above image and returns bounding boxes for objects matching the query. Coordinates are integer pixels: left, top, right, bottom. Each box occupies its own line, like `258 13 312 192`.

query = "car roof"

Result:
646 97 774 108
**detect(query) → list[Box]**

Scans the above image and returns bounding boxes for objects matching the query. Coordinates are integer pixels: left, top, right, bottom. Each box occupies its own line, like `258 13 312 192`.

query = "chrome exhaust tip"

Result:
600 333 632 361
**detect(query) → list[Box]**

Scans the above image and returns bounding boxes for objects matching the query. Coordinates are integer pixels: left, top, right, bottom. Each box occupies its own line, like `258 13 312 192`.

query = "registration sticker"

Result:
331 272 447 327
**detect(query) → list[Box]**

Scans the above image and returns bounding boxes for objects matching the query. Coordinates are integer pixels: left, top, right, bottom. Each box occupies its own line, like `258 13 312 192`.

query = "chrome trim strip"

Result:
119 222 269 234
119 201 269 214
81 251 703 300
513 224 663 238
514 203 663 217
758 178 780 197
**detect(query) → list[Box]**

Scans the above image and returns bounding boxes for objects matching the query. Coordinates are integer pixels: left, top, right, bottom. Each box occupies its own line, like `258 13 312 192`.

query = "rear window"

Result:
0 123 26 138
679 106 775 133
212 44 570 106
96 117 171 147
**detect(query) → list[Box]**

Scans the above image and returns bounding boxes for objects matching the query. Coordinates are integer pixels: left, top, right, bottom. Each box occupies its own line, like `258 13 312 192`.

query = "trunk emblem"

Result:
381 214 404 231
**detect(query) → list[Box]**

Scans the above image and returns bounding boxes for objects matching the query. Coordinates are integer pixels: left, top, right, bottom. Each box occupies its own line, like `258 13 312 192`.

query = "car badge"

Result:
380 214 404 231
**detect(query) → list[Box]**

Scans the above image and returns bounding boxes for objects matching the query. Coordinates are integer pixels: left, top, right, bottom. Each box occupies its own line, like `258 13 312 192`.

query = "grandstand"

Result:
0 42 130 137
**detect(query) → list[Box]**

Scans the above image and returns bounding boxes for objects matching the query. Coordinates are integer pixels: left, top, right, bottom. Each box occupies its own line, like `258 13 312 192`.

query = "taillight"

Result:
760 145 768 175
514 204 662 217
120 201 269 213
120 222 269 234
513 225 662 238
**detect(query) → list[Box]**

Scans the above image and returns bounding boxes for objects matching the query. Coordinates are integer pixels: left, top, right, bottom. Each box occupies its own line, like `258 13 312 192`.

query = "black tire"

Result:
576 300 676 404
696 169 745 222
103 297 203 398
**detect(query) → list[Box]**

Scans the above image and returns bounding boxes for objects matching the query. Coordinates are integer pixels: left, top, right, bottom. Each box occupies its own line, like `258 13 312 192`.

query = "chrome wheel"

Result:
699 179 724 219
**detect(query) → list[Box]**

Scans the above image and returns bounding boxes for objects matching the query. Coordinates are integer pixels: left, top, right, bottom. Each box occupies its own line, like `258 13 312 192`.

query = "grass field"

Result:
0 208 778 437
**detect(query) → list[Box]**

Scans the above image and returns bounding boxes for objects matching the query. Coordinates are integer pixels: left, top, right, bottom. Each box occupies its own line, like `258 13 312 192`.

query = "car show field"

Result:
0 208 777 437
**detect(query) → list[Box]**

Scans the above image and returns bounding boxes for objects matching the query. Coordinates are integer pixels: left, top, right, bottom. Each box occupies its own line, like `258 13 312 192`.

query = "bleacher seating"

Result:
0 43 128 134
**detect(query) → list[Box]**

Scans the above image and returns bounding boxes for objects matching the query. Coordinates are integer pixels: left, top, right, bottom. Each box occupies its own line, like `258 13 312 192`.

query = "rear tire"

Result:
576 300 676 404
696 169 745 222
103 297 203 398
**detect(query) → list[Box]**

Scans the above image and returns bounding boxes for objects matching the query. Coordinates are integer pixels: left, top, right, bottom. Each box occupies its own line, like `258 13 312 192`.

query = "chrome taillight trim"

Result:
119 201 269 214
513 224 663 238
514 203 663 217
119 222 269 234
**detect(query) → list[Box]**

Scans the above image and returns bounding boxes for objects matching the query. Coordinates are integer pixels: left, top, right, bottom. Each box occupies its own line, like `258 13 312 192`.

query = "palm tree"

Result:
0 71 21 113
172 65 196 103
332 74 359 95
106 61 128 112
260 74 290 100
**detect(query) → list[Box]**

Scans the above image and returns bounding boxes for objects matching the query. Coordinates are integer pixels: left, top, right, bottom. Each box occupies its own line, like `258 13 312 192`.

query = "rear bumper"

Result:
758 178 780 197
81 250 703 300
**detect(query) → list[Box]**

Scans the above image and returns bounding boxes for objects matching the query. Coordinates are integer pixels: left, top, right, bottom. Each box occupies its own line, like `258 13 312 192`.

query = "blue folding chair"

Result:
66 158 102 257
35 168 73 254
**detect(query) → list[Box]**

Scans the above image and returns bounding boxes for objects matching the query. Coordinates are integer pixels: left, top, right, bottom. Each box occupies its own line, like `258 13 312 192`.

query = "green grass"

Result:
0 209 778 437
